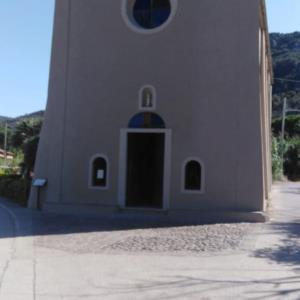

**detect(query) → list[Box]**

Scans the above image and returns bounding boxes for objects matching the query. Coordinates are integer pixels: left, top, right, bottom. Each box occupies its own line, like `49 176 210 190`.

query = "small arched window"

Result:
90 156 108 189
183 159 204 193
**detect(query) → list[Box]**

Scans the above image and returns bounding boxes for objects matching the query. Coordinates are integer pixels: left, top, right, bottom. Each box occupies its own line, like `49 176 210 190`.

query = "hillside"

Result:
0 111 44 150
270 32 300 116
0 116 12 123
0 111 44 128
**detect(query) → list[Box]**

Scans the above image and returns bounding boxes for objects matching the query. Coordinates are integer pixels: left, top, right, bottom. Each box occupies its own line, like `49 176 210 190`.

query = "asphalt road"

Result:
0 182 299 300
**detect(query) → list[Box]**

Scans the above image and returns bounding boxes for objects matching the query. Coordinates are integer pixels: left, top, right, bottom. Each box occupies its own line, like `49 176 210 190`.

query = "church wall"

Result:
31 0 270 215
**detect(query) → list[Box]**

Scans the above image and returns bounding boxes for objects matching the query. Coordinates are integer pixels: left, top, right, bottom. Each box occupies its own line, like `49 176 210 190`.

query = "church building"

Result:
30 0 273 221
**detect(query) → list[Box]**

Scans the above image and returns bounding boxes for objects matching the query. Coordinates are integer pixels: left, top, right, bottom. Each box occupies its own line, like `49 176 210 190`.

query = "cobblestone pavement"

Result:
34 213 259 254
100 223 258 254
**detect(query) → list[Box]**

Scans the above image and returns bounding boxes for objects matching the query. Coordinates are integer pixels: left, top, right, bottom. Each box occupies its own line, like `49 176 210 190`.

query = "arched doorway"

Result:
119 113 171 209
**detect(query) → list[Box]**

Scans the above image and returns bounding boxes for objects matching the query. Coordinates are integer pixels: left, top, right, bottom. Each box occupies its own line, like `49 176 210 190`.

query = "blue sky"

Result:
0 1 54 117
266 0 300 33
0 1 300 117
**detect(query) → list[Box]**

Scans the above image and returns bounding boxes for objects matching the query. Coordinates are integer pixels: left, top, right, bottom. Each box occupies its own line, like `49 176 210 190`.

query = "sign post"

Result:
32 179 47 210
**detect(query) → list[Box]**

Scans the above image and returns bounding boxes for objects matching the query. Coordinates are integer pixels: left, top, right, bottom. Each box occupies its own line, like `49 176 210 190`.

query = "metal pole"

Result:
281 97 287 143
280 97 287 174
4 122 8 167
37 187 41 210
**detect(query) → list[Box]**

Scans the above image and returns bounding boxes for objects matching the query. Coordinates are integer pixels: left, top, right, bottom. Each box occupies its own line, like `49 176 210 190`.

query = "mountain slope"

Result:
270 32 300 116
0 116 12 123
0 111 44 127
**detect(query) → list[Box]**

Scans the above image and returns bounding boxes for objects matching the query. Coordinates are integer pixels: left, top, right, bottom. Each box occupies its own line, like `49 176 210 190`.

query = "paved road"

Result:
0 182 299 299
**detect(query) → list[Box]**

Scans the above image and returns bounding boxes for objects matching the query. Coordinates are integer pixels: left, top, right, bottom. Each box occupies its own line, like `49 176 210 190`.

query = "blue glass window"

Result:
128 113 166 128
133 0 171 29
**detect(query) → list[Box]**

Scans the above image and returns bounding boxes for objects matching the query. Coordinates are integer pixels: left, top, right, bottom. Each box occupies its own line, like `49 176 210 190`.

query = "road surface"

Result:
0 182 299 299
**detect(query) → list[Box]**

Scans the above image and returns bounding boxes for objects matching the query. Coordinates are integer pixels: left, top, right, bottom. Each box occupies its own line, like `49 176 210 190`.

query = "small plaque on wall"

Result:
97 170 105 180
33 179 47 187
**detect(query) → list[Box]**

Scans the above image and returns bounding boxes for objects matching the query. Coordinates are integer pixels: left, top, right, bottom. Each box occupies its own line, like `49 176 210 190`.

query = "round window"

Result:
122 0 177 34
133 0 171 29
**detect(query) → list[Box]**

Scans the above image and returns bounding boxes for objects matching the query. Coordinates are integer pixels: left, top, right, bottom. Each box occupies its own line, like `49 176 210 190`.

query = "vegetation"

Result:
272 116 300 181
0 175 30 207
0 151 23 175
270 32 300 116
272 115 300 137
270 32 300 181
0 125 11 151
10 119 42 177
0 114 43 205
272 137 284 181
284 138 300 181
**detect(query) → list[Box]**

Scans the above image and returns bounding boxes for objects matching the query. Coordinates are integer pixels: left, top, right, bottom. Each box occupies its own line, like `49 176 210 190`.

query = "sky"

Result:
266 0 300 33
0 1 300 117
0 1 54 117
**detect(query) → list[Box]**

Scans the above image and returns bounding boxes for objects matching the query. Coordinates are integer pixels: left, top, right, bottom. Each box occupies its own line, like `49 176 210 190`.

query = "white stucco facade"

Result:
29 0 273 222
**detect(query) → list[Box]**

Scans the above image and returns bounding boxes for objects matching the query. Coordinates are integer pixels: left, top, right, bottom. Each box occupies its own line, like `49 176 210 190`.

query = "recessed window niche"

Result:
182 158 205 194
89 155 109 189
139 85 156 110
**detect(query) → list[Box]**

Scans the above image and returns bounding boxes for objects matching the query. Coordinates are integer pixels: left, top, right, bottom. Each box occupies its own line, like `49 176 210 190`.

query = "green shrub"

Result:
0 175 31 206
284 138 300 181
272 115 300 137
272 137 284 181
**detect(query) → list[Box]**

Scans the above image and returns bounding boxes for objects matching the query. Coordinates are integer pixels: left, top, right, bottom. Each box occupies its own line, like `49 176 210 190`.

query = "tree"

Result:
11 119 42 178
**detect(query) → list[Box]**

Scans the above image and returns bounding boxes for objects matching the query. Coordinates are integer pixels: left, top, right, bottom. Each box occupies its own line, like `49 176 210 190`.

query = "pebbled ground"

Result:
34 214 259 255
